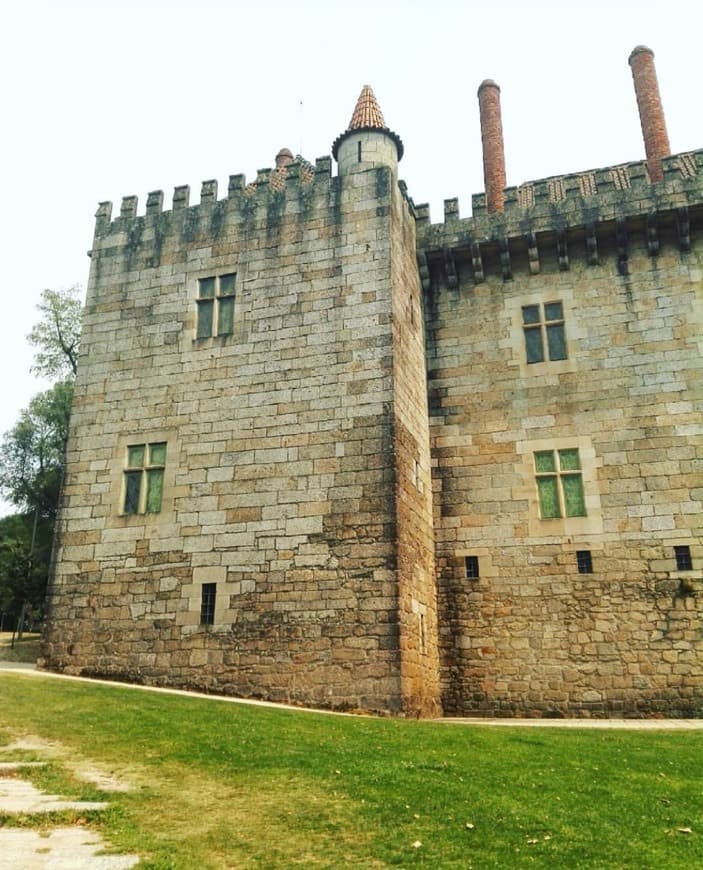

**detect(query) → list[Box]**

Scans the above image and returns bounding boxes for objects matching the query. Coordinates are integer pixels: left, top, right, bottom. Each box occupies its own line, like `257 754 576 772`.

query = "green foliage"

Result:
1 676 702 869
0 515 52 623
0 285 83 626
27 286 82 379
0 380 73 518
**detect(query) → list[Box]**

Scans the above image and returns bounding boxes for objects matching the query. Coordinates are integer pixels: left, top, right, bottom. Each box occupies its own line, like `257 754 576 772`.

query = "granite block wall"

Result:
424 203 703 716
43 157 439 714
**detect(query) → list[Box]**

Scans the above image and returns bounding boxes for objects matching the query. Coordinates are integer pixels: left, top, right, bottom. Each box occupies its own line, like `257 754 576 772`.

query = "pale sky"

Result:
0 0 700 515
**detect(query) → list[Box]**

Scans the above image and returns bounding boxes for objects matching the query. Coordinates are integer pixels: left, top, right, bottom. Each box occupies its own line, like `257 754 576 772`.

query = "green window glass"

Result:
537 476 561 518
145 468 164 513
535 451 556 473
149 442 167 465
218 296 234 335
123 471 142 515
219 273 236 295
197 299 214 338
546 324 567 360
544 302 563 321
127 445 145 468
198 277 215 298
522 305 540 324
534 448 586 519
522 301 567 363
525 327 544 363
196 273 236 338
562 474 586 517
123 441 166 515
558 448 580 471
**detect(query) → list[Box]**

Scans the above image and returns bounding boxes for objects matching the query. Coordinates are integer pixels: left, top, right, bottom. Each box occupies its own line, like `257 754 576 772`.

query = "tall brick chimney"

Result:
628 45 670 183
478 79 506 213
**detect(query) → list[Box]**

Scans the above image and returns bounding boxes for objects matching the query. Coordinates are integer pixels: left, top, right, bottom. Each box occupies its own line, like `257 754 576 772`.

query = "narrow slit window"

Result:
674 546 693 571
358 141 362 162
200 583 216 626
576 550 593 574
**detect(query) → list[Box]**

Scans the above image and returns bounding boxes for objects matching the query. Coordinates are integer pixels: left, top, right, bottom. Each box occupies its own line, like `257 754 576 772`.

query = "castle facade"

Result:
43 48 702 717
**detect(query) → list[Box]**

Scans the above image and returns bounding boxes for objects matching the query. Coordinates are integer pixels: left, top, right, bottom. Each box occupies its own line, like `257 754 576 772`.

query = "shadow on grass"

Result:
0 632 41 663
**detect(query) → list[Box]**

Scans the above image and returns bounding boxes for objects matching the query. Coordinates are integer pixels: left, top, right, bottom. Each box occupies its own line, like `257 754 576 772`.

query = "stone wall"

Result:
423 182 703 716
43 157 434 714
43 129 703 718
389 177 441 716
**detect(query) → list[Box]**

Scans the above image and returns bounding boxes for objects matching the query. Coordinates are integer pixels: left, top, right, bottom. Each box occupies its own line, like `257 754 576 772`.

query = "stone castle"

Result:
43 47 702 717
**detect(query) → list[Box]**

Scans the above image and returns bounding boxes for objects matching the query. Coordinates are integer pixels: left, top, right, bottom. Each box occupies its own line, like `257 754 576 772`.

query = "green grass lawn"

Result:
0 674 701 868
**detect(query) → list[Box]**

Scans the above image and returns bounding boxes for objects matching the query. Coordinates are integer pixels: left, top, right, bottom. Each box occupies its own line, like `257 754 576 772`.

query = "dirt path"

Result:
0 736 140 868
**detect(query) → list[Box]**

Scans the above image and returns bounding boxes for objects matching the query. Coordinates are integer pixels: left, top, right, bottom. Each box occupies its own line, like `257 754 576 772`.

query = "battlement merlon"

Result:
91 155 334 239
415 149 703 282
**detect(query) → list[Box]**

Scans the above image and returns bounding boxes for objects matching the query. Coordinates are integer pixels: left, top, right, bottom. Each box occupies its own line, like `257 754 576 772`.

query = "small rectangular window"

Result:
465 556 480 579
674 546 693 571
522 301 567 364
576 550 593 574
197 273 236 338
200 583 217 626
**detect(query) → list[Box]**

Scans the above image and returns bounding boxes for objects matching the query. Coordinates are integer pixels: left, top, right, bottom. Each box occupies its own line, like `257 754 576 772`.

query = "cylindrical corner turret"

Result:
332 85 403 176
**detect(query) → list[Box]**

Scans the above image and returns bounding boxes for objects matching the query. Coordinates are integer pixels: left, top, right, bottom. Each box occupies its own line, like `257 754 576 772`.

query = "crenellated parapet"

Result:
415 150 703 289
91 155 332 264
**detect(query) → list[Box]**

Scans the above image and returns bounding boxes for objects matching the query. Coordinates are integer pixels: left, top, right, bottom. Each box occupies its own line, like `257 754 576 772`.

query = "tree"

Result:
0 380 73 519
1 285 82 515
27 286 82 379
0 513 50 629
0 285 83 632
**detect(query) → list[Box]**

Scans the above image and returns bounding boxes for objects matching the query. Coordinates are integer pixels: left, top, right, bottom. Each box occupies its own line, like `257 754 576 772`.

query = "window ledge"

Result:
193 334 232 346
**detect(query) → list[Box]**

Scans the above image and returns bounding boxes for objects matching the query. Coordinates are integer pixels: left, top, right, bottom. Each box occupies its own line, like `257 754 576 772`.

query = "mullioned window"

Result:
522 301 567 363
534 448 586 519
197 273 236 338
123 442 167 515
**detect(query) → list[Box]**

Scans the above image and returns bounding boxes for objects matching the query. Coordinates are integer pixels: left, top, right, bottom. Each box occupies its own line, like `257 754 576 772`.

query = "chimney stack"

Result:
478 80 507 213
275 148 294 169
628 46 670 183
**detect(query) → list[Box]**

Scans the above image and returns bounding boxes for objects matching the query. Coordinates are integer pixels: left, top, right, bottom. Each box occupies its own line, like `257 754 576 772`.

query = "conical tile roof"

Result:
332 85 403 161
348 85 386 130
